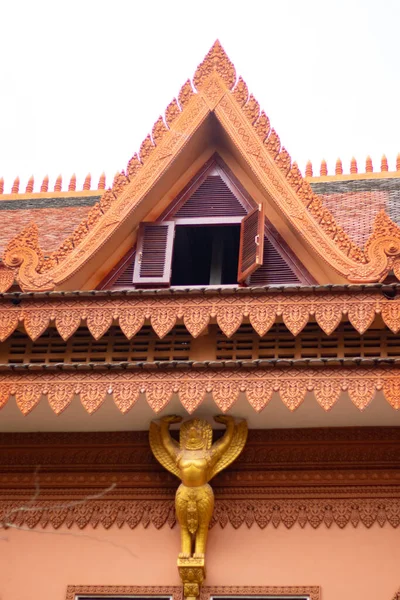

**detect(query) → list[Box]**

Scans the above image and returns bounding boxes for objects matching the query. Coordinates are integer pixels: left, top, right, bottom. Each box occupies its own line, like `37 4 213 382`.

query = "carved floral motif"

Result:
0 366 399 415
2 495 400 533
0 264 14 293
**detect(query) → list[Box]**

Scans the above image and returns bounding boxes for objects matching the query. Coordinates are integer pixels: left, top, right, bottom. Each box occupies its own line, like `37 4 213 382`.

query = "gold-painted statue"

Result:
149 414 248 558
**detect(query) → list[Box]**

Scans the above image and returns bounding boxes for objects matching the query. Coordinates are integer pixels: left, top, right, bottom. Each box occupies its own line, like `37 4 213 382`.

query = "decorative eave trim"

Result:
1 291 400 342
0 365 400 415
3 41 400 291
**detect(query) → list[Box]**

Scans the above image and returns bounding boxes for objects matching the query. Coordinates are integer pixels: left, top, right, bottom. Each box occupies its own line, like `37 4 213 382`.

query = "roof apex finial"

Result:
396 153 400 172
381 154 388 172
54 174 62 192
193 40 236 93
350 157 358 174
40 175 49 192
366 155 373 173
335 158 343 175
0 177 3 195
11 176 20 194
305 160 313 177
68 173 76 192
26 175 34 193
83 173 91 190
98 172 106 190
320 159 328 176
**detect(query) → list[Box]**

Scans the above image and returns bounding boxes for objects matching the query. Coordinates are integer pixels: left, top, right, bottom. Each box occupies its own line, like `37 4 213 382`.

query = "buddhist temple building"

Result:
1 41 400 600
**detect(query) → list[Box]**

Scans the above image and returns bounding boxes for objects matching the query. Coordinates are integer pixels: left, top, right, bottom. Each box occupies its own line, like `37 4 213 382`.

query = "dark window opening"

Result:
171 225 240 286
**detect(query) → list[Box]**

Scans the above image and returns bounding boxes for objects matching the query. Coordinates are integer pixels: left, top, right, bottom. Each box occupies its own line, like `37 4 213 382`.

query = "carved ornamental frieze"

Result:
0 364 400 415
3 41 400 291
1 428 400 536
0 290 400 343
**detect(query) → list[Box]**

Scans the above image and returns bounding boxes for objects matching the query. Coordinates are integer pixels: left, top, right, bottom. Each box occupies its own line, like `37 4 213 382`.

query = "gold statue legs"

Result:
176 483 214 558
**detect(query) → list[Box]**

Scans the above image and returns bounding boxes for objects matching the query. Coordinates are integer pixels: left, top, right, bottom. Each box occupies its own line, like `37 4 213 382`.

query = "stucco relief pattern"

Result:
0 292 399 342
0 366 400 415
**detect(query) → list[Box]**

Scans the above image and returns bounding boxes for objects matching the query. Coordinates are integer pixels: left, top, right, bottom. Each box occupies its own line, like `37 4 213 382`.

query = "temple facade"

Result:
0 41 400 600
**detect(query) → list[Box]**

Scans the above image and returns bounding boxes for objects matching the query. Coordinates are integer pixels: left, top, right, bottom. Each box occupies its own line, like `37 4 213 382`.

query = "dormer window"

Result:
132 206 264 287
102 156 308 290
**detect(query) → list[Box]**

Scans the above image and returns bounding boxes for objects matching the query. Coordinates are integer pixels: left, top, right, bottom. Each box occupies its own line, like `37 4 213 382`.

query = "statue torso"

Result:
178 451 209 486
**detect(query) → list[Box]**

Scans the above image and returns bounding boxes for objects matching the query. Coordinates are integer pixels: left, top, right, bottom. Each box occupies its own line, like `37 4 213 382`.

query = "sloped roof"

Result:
0 195 100 255
2 41 400 291
312 176 400 249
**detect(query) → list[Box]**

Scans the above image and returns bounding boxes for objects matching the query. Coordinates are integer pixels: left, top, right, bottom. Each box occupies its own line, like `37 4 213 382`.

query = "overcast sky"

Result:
1 0 399 192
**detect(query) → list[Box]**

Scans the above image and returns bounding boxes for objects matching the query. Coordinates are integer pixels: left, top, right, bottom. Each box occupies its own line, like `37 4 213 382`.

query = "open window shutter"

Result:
132 221 175 285
237 204 264 282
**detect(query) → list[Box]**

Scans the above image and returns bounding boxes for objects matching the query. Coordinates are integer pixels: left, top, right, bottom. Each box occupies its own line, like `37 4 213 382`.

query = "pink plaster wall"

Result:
0 523 399 600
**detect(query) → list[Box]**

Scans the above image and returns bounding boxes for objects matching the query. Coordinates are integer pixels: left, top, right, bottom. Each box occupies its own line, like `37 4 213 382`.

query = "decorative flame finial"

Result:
41 175 49 192
335 158 343 175
350 157 358 174
26 175 34 193
98 172 106 189
193 40 236 92
305 160 313 177
320 159 328 176
366 156 373 173
0 178 3 195
11 177 20 194
397 154 400 172
83 173 91 190
54 175 62 192
68 174 76 191
381 155 388 172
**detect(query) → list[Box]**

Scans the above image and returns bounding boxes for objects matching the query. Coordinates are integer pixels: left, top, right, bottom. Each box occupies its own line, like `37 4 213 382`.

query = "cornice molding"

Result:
2 428 400 532
0 290 400 342
0 365 400 414
3 42 400 291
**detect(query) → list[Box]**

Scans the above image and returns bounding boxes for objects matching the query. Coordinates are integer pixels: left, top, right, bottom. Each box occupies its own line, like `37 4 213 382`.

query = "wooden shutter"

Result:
237 205 264 282
132 221 175 285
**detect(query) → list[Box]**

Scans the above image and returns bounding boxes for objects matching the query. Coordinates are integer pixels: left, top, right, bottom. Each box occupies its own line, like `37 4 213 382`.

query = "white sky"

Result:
1 0 400 192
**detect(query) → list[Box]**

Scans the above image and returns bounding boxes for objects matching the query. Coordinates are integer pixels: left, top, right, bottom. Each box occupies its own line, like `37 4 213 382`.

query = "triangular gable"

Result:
101 155 312 289
3 40 400 291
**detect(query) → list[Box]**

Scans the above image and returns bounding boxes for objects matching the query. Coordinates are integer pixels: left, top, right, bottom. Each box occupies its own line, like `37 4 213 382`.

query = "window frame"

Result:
66 586 182 600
